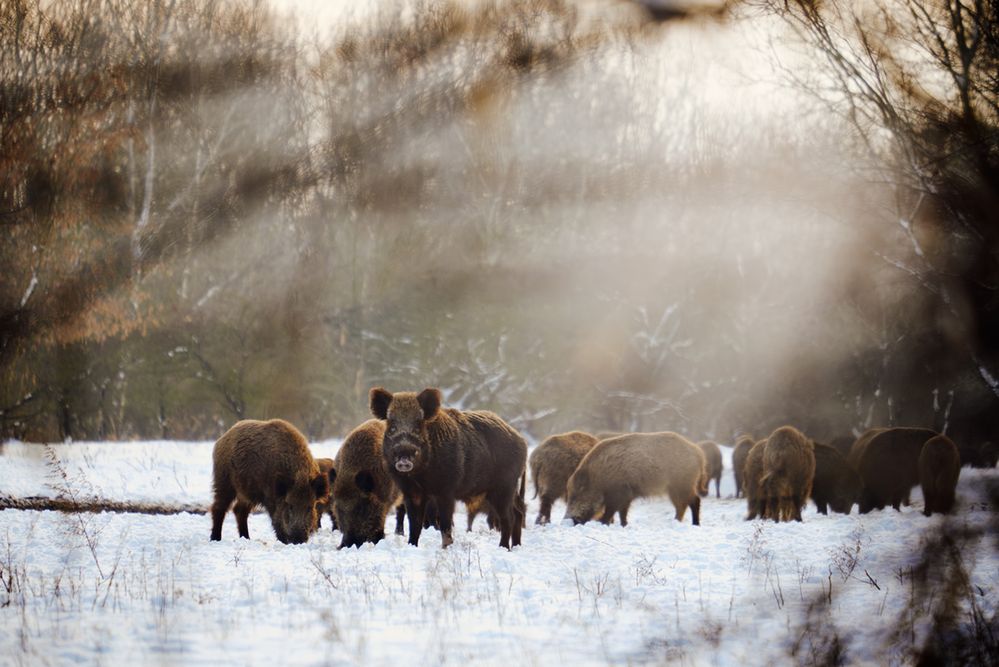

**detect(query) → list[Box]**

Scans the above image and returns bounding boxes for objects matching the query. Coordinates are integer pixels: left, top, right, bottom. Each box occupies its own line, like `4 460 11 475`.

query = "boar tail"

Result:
520 470 527 504
697 464 709 497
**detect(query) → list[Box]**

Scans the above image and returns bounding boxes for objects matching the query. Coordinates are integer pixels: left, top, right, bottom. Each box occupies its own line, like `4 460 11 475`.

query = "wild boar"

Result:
371 387 527 549
810 443 861 515
333 419 407 548
697 440 723 499
210 419 330 544
529 431 599 525
919 435 961 516
755 426 815 522
314 457 337 530
564 432 706 526
855 427 938 513
732 434 755 498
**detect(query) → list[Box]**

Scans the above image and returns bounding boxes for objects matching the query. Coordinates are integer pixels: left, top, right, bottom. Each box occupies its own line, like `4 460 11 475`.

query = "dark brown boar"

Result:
919 435 961 516
371 387 527 549
743 439 767 519
856 427 939 513
210 419 330 544
756 426 815 522
333 419 407 548
732 435 755 498
697 441 723 498
314 457 337 531
529 431 599 525
809 443 861 515
565 432 706 526
829 435 855 459
847 428 886 468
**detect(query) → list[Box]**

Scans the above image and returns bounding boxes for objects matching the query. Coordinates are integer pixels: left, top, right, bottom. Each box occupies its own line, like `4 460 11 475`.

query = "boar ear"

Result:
370 387 393 420
417 388 442 421
311 473 330 500
355 470 376 493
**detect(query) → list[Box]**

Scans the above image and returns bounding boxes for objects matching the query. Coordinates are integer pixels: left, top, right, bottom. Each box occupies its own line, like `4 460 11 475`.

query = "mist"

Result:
1 0 992 447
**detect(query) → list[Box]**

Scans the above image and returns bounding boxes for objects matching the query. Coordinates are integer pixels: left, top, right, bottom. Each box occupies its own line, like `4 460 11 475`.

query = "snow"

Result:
1 439 997 665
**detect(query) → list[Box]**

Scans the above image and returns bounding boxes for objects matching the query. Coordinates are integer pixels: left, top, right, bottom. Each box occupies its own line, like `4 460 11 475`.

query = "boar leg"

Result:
603 488 629 526
405 496 428 547
669 488 688 523
234 500 253 539
792 495 804 522
511 496 524 547
394 503 406 535
599 502 617 525
618 500 632 527
688 494 701 526
436 495 456 548
488 488 516 550
536 495 553 525
210 481 236 541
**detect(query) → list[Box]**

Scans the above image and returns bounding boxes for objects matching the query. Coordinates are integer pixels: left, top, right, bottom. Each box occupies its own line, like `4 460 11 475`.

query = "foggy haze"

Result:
0 0 990 447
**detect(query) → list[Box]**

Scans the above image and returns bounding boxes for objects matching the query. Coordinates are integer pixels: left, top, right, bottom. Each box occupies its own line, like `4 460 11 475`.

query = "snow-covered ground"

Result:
0 439 996 666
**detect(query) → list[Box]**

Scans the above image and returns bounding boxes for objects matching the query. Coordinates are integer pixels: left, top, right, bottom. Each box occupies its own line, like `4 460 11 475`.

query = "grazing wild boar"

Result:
564 432 707 526
732 434 755 498
529 431 600 525
314 457 337 530
810 443 861 515
755 426 815 522
697 440 723 499
333 419 407 548
371 387 527 549
919 435 961 516
210 419 330 544
855 427 938 513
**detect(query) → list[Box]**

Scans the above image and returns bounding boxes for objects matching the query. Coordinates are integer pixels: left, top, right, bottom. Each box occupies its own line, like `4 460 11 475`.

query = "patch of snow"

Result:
0 440 995 665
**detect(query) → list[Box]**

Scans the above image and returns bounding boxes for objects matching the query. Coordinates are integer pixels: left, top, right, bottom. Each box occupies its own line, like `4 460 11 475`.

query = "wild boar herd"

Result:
209 387 994 548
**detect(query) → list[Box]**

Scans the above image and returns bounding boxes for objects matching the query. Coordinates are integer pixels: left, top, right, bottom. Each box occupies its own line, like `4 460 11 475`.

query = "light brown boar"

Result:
732 435 755 498
314 457 337 531
565 432 706 526
529 431 599 525
757 426 816 522
210 419 330 544
333 419 406 548
919 435 961 516
697 441 723 498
